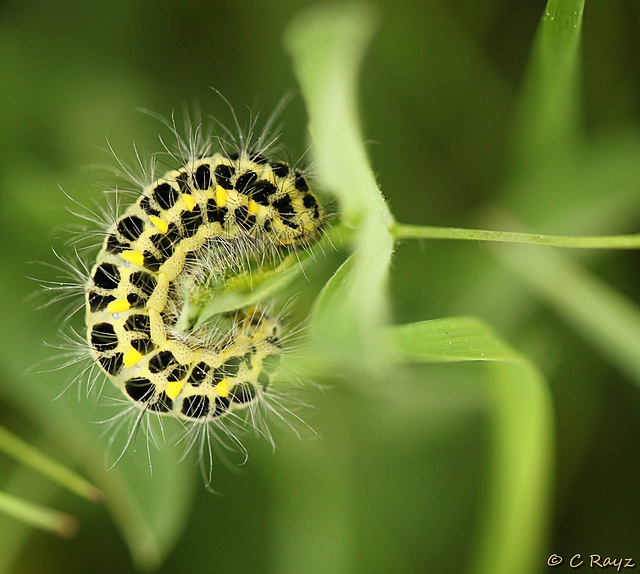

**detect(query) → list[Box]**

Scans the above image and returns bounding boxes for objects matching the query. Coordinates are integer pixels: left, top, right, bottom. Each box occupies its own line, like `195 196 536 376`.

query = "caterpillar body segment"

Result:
85 151 324 422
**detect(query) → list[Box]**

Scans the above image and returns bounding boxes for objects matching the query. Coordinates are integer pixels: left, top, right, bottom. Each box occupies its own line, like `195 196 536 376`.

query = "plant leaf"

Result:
285 3 391 228
390 317 554 574
308 219 395 375
496 244 640 391
286 4 395 373
0 425 100 502
0 490 77 538
390 316 521 363
179 259 305 329
512 0 585 164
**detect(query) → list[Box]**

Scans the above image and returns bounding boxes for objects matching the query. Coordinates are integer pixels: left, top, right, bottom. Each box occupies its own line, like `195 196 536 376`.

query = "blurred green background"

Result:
1 0 640 572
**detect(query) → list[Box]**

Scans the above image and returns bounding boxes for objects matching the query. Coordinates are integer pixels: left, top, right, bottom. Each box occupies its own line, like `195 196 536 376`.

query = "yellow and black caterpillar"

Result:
86 149 324 423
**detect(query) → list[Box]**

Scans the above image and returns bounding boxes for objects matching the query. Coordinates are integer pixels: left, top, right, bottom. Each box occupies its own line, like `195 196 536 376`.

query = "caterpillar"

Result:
85 147 325 424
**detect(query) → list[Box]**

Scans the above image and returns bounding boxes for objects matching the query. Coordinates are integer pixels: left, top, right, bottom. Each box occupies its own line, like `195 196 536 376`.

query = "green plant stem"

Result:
0 490 78 538
392 223 640 249
0 425 101 502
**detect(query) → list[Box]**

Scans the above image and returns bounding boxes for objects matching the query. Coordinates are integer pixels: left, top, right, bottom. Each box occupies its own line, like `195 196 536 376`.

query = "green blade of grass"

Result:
0 425 100 502
285 3 392 228
0 458 65 574
286 4 395 373
0 490 78 538
513 0 585 164
0 371 196 571
390 317 554 574
496 244 640 391
390 316 520 363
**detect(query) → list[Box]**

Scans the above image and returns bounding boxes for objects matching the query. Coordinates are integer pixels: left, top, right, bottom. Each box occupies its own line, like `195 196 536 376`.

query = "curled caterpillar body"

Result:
85 150 324 422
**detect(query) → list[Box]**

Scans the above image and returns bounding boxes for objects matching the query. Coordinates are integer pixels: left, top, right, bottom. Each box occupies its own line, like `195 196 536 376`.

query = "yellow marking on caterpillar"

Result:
122 251 144 266
216 187 227 208
215 379 229 397
150 215 169 233
166 381 184 400
183 194 197 211
248 200 259 215
123 347 142 366
107 299 131 313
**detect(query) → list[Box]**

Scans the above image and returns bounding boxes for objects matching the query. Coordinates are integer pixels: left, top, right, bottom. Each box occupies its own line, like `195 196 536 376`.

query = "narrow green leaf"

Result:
308 252 357 369
390 316 520 363
0 425 100 502
285 3 392 228
391 317 553 574
0 490 78 538
0 461 62 574
286 4 395 373
513 0 585 163
496 244 640 391
473 362 554 574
